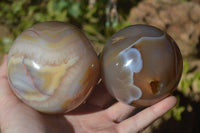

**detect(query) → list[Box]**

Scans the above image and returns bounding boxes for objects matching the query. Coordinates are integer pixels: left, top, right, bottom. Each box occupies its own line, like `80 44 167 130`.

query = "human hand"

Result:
0 55 177 133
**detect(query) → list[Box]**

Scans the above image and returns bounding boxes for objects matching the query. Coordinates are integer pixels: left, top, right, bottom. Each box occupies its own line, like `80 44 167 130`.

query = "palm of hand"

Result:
0 56 177 133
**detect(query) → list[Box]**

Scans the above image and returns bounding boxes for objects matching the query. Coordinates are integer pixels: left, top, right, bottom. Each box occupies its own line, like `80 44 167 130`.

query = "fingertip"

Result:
164 95 178 109
170 95 178 105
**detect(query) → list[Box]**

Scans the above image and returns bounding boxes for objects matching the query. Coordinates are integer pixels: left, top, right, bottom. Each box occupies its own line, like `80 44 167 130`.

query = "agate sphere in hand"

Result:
101 25 183 106
7 21 99 113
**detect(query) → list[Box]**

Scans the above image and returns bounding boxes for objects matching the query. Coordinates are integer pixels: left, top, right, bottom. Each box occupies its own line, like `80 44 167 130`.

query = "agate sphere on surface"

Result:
101 25 183 106
7 21 99 113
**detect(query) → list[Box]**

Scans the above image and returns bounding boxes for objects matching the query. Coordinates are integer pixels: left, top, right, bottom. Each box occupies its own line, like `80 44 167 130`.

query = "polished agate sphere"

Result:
7 21 99 113
101 25 183 106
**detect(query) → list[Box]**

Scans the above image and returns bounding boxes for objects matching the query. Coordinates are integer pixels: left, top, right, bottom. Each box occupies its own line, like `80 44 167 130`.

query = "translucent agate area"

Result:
101 25 183 106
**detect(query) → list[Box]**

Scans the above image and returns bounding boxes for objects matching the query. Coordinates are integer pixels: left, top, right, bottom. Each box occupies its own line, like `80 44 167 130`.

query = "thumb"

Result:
0 55 22 124
0 55 8 78
0 54 20 101
0 54 14 97
0 55 21 107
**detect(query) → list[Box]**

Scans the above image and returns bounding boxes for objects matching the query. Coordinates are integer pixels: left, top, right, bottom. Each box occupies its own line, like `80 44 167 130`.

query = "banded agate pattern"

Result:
8 21 99 113
101 25 182 106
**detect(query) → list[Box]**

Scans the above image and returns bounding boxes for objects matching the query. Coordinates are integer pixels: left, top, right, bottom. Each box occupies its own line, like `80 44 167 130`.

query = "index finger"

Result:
116 96 177 133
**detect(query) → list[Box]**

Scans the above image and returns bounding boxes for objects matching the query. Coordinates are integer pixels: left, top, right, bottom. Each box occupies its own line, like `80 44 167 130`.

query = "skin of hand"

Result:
0 55 177 133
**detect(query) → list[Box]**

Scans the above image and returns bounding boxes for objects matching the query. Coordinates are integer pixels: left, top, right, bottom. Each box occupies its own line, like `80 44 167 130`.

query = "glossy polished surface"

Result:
101 25 182 106
8 21 99 113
